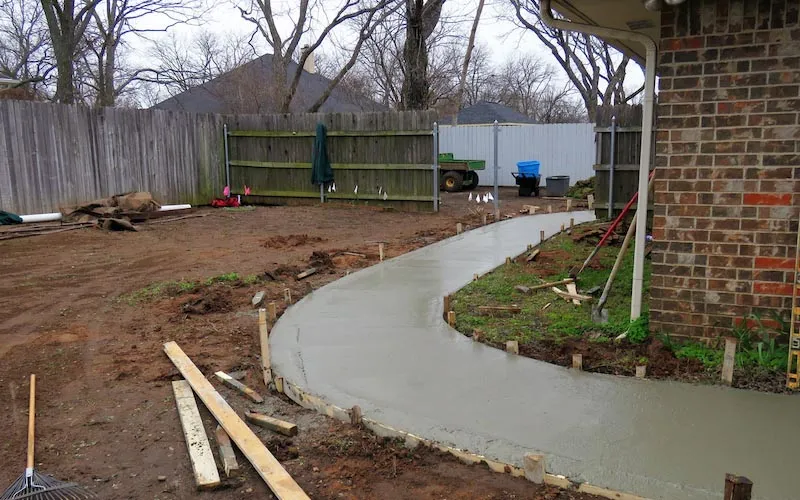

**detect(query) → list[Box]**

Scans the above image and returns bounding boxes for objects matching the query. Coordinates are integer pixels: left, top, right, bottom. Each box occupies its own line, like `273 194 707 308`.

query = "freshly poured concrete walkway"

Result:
271 212 800 500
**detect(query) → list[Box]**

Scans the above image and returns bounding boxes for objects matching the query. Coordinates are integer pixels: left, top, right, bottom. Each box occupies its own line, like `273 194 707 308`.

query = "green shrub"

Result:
627 314 649 344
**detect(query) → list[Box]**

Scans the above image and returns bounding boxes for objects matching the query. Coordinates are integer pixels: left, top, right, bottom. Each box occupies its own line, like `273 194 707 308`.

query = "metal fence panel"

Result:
438 123 595 187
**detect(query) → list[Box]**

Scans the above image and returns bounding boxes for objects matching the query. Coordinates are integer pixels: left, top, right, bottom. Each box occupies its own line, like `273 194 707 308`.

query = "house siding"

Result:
652 0 800 339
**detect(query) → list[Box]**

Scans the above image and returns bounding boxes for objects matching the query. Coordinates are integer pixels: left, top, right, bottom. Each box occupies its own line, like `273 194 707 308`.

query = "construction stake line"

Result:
270 212 799 500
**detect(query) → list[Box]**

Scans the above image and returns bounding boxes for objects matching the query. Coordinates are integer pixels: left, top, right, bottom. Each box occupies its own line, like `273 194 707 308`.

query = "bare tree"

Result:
82 0 203 106
400 0 445 109
236 0 395 113
40 0 103 103
451 0 483 122
461 43 494 106
509 0 642 120
0 0 53 94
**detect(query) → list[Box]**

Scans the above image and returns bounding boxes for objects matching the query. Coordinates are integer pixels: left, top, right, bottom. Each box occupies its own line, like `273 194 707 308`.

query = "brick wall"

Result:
652 0 800 339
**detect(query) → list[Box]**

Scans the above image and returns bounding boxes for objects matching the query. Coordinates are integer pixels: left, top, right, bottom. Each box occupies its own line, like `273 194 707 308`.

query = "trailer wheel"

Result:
465 171 479 190
442 171 464 192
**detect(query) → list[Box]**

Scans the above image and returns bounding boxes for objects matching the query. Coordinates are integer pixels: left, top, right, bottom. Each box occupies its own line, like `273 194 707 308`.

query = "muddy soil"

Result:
0 191 600 499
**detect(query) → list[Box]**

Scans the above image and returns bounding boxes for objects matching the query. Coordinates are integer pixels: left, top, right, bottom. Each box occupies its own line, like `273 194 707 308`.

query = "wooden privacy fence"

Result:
225 111 437 211
593 105 654 219
0 101 437 215
0 100 224 215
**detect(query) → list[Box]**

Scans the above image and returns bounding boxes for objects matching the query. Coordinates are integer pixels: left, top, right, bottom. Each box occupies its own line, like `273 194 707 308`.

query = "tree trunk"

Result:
401 0 428 110
453 0 485 123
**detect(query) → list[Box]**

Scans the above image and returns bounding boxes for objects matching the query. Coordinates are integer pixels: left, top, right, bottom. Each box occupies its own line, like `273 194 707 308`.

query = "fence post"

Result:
608 115 616 219
223 123 231 191
433 122 440 212
492 120 499 219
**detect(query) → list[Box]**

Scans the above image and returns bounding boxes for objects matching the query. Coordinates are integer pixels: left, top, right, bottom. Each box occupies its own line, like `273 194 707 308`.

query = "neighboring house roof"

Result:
444 101 537 125
152 54 384 114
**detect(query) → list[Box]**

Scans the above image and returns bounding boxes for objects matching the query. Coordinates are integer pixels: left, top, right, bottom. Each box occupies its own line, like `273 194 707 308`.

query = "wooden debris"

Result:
245 411 298 437
447 310 456 327
171 380 221 489
503 213 515 219
515 285 531 294
215 371 264 403
163 342 308 499
527 278 574 291
258 309 272 386
722 337 737 385
523 205 540 214
572 354 583 370
295 267 318 280
350 405 362 426
566 282 581 306
147 213 208 225
478 305 521 315
506 341 519 354
635 365 647 379
0 224 96 240
215 425 239 477
523 454 545 484
551 287 592 302
525 249 541 262
541 302 552 311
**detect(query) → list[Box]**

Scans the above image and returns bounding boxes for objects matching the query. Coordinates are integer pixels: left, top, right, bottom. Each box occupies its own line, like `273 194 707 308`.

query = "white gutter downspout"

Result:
540 0 657 320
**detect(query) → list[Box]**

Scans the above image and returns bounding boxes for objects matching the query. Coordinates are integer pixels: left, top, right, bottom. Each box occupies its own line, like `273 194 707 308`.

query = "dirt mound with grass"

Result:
264 234 326 249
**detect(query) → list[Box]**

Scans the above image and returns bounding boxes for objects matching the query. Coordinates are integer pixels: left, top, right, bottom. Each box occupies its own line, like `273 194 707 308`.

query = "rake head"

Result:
1 468 95 500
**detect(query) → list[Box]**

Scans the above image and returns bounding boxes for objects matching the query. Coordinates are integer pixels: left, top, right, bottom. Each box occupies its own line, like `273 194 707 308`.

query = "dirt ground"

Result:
0 189 601 499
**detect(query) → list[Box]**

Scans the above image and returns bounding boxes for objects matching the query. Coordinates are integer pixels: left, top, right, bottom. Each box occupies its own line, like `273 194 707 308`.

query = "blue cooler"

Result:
517 160 540 178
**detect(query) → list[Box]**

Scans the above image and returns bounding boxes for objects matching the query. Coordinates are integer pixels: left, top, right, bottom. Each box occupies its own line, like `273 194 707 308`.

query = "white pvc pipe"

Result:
539 0 657 321
159 204 192 211
20 212 62 223
19 203 191 223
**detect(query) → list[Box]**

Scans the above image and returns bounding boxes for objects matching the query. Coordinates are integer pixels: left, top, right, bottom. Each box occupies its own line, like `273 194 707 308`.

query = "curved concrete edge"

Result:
275 376 649 500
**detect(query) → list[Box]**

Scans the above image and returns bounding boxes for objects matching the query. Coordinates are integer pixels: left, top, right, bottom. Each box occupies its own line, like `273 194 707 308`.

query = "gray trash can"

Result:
545 176 570 197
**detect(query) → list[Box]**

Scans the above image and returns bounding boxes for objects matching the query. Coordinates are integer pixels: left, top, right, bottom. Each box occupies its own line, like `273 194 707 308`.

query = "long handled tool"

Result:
1 375 96 500
572 170 656 278
592 210 638 324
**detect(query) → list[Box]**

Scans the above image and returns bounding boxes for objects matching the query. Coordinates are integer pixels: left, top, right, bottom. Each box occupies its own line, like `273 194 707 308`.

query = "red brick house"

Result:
547 0 799 339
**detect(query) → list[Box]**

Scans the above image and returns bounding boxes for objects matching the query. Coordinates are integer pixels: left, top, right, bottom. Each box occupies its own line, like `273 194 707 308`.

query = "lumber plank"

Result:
245 411 298 437
551 287 592 302
259 309 273 386
171 380 221 489
215 425 239 477
525 249 540 262
478 305 522 314
566 282 581 306
295 267 318 280
528 278 574 291
164 342 310 500
215 371 264 403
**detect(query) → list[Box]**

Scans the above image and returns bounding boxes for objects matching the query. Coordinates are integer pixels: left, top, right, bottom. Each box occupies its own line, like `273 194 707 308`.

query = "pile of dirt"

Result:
566 177 594 199
309 250 334 269
180 288 234 314
264 234 326 249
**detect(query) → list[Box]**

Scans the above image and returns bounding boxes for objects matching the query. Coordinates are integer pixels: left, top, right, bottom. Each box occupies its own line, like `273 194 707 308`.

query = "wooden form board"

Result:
164 342 310 500
171 380 221 489
215 425 239 477
259 309 273 386
246 411 298 437
215 371 264 403
566 283 581 306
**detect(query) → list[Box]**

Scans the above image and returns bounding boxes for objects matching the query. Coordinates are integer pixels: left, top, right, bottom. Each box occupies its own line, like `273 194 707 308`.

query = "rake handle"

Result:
27 374 35 469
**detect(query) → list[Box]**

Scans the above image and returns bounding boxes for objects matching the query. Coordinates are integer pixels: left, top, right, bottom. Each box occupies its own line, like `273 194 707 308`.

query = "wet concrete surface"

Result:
271 211 800 500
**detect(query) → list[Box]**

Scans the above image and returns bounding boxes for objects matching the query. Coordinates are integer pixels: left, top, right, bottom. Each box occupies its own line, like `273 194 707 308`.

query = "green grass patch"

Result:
123 272 260 304
451 223 650 345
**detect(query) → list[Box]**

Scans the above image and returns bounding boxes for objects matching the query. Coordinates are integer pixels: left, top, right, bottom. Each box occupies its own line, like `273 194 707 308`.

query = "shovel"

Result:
592 210 638 324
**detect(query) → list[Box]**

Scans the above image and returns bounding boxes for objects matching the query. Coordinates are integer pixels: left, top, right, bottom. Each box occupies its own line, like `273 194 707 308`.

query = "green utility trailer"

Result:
438 153 485 192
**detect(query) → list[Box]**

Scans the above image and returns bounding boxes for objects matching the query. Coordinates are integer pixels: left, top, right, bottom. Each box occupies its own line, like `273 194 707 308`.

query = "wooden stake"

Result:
636 365 647 378
722 337 737 385
566 198 572 211
172 380 221 489
506 340 519 354
570 217 574 229
215 371 264 403
350 405 362 426
560 223 565 232
245 411 298 437
587 194 595 209
443 295 451 320
572 354 583 370
274 377 284 394
547 204 552 213
724 474 753 500
479 305 522 314
527 244 533 250
540 230 545 242
456 223 463 234
258 309 272 386
523 454 545 484
527 278 574 291
267 302 277 323
472 329 483 341
505 256 512 265
473 273 479 281
284 288 292 304
379 242 385 261
482 213 487 225
447 310 456 327
215 425 239 477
